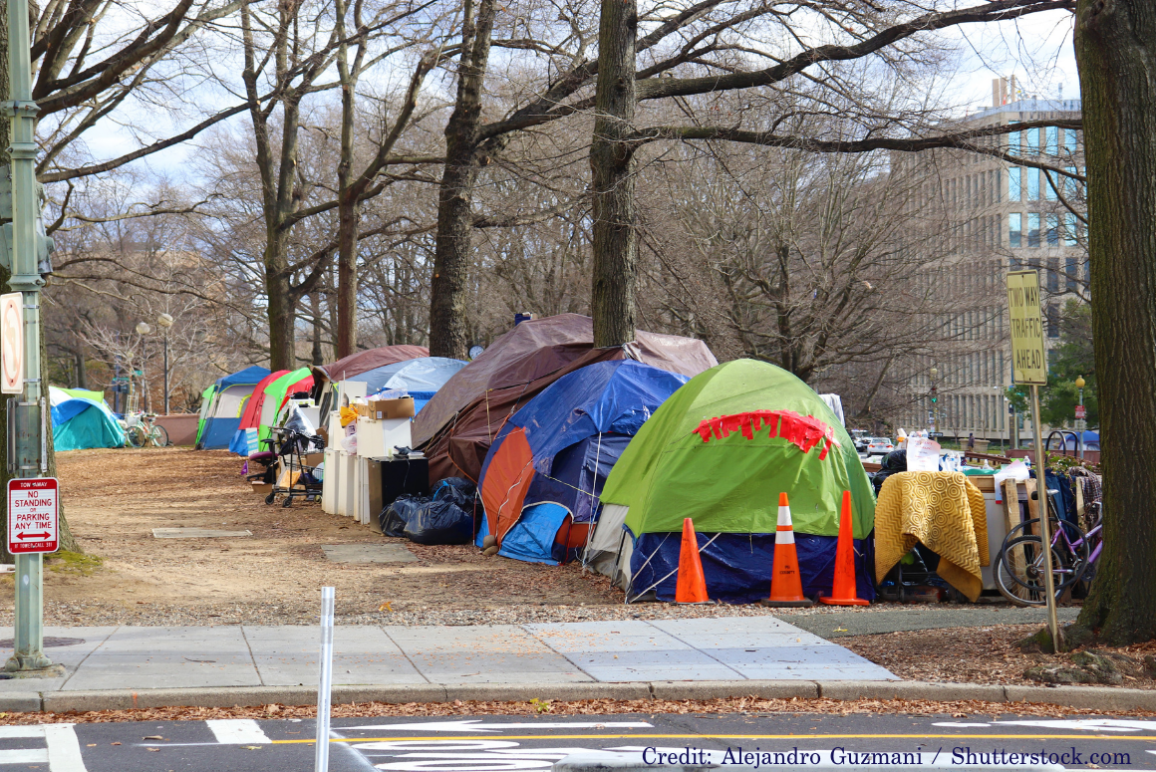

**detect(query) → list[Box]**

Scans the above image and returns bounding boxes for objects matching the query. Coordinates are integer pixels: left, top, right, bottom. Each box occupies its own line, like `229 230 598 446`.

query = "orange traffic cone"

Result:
761 493 814 607
675 518 710 604
820 490 870 606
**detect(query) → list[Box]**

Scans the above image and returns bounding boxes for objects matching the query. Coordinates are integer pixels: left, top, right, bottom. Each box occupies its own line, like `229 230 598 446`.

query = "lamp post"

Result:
135 322 151 414
1075 374 1086 461
929 366 939 437
157 314 173 415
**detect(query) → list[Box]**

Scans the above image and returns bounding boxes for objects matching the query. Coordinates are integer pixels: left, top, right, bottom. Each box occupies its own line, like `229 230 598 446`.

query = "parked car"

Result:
866 437 894 455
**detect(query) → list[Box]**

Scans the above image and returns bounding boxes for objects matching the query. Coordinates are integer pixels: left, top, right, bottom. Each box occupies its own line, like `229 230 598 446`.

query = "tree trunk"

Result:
310 291 324 366
428 0 495 359
74 345 86 389
589 0 638 348
335 0 358 359
264 230 296 370
1071 0 1156 644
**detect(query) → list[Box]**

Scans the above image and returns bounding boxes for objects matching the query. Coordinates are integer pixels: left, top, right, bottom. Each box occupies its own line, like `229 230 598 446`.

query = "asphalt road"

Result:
5 711 1155 771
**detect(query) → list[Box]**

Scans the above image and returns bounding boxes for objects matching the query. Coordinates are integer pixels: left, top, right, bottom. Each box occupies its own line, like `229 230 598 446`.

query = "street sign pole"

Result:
1007 270 1062 653
5 0 52 672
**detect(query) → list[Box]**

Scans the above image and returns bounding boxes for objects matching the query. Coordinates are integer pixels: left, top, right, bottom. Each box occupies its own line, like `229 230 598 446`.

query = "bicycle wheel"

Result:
996 535 1084 607
150 425 170 447
127 425 147 448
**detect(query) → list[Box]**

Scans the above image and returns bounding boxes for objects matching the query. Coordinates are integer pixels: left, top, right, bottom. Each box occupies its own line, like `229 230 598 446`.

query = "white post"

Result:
315 586 335 772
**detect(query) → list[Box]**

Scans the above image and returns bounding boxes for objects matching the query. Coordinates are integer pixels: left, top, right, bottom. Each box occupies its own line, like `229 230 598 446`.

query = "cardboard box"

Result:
305 452 323 468
367 397 414 420
252 481 273 495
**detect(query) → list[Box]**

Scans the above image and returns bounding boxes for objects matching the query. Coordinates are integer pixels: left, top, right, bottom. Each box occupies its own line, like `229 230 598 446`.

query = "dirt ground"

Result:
842 623 1156 689
5 448 639 625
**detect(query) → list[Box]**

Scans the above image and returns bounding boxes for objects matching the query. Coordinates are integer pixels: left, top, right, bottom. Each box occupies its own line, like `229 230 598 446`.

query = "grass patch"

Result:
46 551 104 576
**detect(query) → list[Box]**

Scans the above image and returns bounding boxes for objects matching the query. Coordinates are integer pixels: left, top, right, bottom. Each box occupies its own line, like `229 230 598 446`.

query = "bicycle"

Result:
995 489 1102 606
123 412 170 448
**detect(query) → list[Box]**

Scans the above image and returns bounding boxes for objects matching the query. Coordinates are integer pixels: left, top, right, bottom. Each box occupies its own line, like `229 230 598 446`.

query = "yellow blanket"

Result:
875 471 989 602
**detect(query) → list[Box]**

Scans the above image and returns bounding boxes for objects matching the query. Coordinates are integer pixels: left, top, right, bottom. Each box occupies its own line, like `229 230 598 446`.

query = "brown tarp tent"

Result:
414 314 717 484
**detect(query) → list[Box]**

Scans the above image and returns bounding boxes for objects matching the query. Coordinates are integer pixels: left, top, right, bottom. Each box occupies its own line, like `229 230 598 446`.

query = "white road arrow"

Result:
346 721 654 733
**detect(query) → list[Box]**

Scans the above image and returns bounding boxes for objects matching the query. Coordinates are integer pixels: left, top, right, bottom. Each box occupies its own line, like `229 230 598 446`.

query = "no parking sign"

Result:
7 478 58 554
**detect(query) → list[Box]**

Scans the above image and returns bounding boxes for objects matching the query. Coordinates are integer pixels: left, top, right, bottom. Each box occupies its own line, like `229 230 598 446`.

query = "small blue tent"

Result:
350 357 466 413
197 365 270 450
476 361 688 564
52 398 126 451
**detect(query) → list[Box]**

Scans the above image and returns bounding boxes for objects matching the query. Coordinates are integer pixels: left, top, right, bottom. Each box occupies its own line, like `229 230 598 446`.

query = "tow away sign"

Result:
7 478 59 554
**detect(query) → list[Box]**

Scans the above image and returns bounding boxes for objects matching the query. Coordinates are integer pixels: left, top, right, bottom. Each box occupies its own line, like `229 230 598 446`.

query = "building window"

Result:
1047 260 1060 292
1028 168 1040 200
1009 123 1021 155
1044 171 1058 201
1064 212 1079 246
1009 167 1021 201
1064 128 1077 155
1066 257 1078 290
1009 213 1022 248
1046 304 1060 338
1028 213 1041 247
1046 213 1060 246
1046 126 1059 155
1066 166 1079 199
995 169 1002 203
1027 127 1040 155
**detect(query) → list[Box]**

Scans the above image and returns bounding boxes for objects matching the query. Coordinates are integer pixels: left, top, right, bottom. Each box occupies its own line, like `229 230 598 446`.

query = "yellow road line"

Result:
270 732 1156 745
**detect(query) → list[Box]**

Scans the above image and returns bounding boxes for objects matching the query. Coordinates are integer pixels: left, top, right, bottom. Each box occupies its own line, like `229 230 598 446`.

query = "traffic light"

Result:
930 385 938 404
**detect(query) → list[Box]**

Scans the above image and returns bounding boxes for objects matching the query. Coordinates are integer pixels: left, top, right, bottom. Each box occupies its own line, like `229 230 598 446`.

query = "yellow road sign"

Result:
1007 270 1048 385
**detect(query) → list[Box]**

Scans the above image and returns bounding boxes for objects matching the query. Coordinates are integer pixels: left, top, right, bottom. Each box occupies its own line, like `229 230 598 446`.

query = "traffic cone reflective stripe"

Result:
820 490 870 606
761 492 813 607
675 518 710 604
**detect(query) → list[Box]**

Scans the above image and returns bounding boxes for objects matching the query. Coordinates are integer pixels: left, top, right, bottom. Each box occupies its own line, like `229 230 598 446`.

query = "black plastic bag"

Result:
431 477 476 510
379 495 428 538
404 500 473 545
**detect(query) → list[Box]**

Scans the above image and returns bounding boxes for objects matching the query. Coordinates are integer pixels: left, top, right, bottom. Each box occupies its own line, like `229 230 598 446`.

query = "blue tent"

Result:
198 365 270 450
476 360 688 564
52 398 126 451
350 357 467 413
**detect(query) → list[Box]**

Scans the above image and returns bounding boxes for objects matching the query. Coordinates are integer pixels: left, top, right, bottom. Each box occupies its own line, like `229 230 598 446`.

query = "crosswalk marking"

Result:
44 724 88 772
0 747 49 764
208 718 274 745
0 726 44 739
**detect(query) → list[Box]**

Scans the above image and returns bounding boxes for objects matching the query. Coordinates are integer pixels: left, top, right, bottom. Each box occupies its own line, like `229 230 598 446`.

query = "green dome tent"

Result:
588 358 876 603
194 384 217 447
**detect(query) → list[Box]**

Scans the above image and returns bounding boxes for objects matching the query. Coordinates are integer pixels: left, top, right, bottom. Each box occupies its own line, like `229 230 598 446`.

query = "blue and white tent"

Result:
52 397 125 451
197 365 270 450
475 360 688 565
352 357 467 413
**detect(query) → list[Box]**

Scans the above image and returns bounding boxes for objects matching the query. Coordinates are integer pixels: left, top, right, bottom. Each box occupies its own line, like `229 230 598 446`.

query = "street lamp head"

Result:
929 367 938 380
135 322 152 335
157 313 174 329
1075 375 1086 389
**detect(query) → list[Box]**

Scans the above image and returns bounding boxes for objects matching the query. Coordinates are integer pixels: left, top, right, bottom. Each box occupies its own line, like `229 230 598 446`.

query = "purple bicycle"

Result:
995 492 1102 607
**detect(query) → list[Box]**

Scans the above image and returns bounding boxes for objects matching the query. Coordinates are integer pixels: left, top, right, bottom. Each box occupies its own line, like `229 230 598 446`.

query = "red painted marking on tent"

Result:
818 438 833 460
691 411 839 457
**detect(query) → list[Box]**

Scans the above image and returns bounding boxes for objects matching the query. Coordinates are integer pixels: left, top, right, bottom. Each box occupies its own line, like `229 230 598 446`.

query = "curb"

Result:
7 679 1156 714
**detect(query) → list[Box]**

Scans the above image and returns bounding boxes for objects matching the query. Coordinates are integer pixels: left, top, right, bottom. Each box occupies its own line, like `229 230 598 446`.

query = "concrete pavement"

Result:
0 616 893 705
784 605 1082 639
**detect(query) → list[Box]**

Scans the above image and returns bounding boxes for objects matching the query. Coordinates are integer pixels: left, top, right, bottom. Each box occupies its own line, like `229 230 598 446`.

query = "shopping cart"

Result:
262 427 324 507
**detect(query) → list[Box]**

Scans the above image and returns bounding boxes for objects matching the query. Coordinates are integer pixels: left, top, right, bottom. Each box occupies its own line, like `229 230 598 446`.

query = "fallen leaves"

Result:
0 694 1152 726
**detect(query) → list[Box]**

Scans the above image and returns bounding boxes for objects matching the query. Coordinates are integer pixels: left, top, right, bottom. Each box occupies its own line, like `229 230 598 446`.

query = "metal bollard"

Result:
315 587 335 772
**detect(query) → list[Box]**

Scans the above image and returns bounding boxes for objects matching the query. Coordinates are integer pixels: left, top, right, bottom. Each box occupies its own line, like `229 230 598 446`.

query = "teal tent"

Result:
52 398 125 452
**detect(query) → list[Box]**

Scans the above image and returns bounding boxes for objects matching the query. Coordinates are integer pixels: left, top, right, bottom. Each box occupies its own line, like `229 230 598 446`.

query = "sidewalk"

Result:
0 616 892 701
